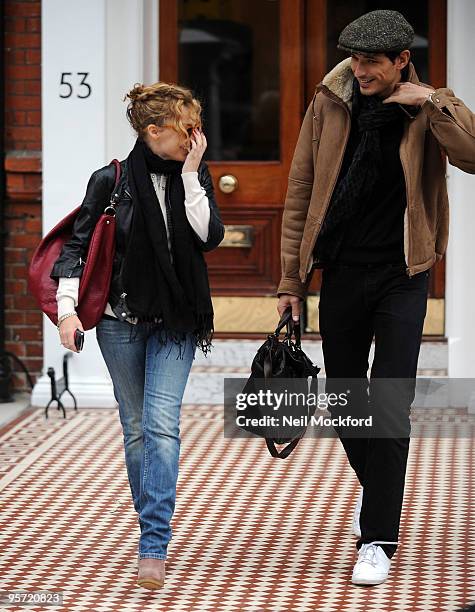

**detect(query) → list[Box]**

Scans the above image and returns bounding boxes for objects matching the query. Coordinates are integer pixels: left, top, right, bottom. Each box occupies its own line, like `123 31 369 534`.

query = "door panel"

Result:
178 0 281 162
160 0 304 297
160 0 447 335
212 206 282 294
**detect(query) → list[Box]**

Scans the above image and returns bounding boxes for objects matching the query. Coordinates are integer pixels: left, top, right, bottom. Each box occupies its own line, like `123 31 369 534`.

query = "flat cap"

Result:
338 10 414 54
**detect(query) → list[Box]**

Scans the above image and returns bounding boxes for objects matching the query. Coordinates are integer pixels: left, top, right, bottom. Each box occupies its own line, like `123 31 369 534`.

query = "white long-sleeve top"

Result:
56 171 210 322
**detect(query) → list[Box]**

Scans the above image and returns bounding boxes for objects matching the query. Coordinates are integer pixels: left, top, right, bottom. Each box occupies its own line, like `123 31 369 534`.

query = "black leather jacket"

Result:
51 159 224 317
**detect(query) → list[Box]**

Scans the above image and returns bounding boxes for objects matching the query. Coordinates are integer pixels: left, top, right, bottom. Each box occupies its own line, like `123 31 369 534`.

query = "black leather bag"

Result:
239 309 320 458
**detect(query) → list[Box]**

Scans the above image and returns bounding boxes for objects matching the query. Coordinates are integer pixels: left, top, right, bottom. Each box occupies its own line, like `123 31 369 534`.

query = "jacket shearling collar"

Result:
321 58 355 104
317 57 422 107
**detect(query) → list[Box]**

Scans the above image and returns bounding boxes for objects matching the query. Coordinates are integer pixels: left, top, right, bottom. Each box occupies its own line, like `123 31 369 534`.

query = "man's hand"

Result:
277 294 302 322
383 82 435 107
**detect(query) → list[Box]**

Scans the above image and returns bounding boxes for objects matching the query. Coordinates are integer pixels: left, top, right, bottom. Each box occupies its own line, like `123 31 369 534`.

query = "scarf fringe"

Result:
127 313 214 358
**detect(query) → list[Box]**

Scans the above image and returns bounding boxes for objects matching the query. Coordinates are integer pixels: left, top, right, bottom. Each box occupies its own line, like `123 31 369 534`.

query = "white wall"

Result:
446 0 475 377
33 0 158 408
105 0 158 162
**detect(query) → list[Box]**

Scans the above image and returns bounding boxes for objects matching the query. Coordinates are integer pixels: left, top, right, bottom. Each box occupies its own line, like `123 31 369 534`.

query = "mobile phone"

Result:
74 329 85 352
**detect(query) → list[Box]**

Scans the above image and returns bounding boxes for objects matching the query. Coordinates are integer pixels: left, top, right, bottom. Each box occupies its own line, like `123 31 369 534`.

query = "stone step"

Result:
192 339 447 369
184 340 448 404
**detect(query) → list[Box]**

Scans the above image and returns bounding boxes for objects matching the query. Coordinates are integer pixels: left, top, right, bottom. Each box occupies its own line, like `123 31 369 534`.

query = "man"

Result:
277 10 475 586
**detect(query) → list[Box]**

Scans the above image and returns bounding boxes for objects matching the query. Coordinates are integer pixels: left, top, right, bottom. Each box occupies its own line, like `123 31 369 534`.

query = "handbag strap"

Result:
274 308 292 335
262 310 291 379
110 158 122 199
285 317 301 347
275 308 301 347
103 159 123 214
266 436 301 459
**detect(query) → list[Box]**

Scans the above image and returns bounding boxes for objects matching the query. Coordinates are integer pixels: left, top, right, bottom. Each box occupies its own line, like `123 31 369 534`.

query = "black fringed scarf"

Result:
314 77 406 263
121 139 214 354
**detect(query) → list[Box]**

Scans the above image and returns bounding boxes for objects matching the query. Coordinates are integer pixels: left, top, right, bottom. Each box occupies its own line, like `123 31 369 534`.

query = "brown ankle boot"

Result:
137 558 165 590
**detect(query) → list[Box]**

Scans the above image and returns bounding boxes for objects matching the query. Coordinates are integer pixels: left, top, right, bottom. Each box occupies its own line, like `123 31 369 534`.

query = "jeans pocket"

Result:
96 316 130 341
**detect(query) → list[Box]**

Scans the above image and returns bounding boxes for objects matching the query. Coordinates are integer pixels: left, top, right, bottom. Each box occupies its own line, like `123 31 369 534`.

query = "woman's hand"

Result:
58 315 84 353
182 129 207 173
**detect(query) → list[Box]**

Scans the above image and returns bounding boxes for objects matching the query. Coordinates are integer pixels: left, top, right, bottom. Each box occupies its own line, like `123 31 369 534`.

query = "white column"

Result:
445 0 475 377
33 0 158 408
105 0 158 162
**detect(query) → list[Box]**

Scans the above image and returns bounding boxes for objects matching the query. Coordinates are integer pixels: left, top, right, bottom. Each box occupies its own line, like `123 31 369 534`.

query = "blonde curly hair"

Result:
125 82 202 140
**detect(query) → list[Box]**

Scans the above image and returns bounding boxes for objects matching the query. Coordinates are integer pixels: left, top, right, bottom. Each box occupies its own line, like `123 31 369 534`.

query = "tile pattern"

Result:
191 365 250 373
0 406 474 612
189 366 448 376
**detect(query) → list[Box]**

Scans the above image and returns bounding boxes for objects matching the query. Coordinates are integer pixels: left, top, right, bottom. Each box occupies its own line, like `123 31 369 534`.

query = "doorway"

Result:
159 0 447 335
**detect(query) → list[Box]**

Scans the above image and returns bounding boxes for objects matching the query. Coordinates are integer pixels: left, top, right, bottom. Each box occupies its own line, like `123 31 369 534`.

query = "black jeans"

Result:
318 262 429 558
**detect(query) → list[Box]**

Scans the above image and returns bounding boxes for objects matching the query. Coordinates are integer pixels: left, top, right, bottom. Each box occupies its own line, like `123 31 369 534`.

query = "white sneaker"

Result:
353 489 363 538
351 541 396 585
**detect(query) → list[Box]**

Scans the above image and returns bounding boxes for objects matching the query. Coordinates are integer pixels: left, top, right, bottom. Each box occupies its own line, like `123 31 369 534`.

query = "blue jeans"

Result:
96 317 195 559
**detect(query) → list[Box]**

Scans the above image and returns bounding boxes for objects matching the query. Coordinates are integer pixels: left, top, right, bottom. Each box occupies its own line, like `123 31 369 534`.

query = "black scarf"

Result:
315 77 405 263
121 139 214 353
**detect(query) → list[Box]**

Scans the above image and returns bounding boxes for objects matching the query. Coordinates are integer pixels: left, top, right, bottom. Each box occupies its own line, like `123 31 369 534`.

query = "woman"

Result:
50 82 224 589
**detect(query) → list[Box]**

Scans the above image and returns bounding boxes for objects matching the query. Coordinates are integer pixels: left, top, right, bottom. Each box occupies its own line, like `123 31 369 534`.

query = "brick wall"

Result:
4 0 42 391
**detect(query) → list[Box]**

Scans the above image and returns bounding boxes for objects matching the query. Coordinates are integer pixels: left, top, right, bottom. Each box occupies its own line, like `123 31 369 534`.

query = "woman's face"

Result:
143 106 198 161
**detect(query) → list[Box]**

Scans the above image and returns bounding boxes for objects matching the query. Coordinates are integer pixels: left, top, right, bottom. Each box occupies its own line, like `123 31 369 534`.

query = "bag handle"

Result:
274 307 301 347
104 159 122 213
266 436 301 459
263 308 302 379
274 308 292 335
111 159 121 186
285 316 301 347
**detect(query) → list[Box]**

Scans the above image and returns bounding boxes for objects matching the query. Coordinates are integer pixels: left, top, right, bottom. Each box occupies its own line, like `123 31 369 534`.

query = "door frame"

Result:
158 0 304 188
158 0 447 336
159 0 305 297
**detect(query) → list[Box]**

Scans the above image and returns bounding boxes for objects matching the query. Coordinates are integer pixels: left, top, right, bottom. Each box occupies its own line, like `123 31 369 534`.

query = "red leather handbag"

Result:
28 159 122 330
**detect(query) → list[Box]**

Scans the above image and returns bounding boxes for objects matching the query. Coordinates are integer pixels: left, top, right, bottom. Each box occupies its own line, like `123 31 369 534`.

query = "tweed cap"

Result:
338 10 414 54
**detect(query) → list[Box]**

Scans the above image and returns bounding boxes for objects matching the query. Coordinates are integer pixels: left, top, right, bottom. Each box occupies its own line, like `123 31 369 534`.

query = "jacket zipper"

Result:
302 92 352 280
67 256 85 278
399 134 412 276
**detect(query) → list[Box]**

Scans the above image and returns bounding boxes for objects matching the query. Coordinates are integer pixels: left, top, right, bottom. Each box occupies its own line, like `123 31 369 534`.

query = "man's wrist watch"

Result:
425 91 438 106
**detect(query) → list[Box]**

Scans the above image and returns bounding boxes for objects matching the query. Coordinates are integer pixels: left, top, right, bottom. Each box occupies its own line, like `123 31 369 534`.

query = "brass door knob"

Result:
218 174 238 194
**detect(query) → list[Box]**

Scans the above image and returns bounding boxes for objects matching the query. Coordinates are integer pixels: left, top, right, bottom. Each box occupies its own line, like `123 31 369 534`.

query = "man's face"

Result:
350 52 409 98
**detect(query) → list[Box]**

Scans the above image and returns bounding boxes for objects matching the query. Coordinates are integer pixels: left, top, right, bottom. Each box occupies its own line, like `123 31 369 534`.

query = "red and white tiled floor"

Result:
1 405 474 612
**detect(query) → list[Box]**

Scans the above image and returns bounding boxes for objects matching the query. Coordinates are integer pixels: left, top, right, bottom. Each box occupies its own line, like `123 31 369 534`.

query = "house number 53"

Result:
59 72 92 99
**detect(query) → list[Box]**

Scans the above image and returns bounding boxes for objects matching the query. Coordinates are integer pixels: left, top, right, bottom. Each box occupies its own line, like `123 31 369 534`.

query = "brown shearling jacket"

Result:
278 58 475 299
